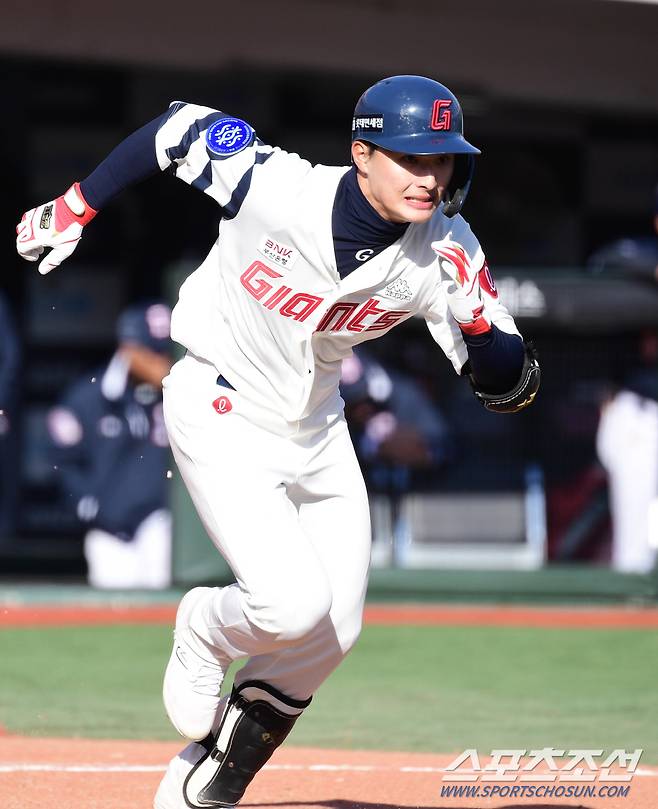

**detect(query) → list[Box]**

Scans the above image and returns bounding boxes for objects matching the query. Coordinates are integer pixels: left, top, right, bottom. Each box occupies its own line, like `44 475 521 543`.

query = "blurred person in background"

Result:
587 184 658 283
596 330 658 575
340 346 451 489
47 302 173 589
591 186 658 574
0 290 21 539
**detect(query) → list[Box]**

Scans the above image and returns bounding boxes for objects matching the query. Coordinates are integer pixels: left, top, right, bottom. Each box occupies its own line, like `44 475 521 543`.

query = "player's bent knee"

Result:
269 591 333 642
336 614 363 655
246 584 333 642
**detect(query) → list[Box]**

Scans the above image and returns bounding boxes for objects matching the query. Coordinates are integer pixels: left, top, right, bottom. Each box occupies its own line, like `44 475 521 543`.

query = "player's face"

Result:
120 343 172 387
353 143 455 224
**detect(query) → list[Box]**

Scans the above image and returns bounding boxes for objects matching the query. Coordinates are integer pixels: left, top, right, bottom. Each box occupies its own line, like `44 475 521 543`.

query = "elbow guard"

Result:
469 340 540 414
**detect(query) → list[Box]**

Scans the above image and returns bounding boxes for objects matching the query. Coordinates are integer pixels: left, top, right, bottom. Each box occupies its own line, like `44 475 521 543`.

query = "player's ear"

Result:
351 140 372 172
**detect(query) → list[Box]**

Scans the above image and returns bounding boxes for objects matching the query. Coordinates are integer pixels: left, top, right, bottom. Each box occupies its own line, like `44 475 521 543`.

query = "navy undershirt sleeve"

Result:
79 115 164 210
463 325 525 394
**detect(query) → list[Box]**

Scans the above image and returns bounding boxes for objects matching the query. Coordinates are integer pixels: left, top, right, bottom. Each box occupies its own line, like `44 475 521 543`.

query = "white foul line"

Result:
0 764 167 773
0 762 656 776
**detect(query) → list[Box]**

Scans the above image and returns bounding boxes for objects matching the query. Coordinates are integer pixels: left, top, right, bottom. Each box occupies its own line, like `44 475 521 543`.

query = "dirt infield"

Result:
0 736 655 809
3 602 658 628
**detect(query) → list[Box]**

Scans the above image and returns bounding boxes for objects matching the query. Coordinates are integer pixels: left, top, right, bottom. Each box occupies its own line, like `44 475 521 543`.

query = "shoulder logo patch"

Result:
206 117 254 157
383 278 413 302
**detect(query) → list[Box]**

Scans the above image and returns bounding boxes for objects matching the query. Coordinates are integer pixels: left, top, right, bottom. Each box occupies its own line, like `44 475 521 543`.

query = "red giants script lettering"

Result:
316 299 411 333
241 261 322 322
240 262 411 333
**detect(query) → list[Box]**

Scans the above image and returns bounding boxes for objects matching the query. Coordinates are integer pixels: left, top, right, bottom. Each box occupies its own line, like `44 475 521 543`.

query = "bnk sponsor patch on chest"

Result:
257 235 299 269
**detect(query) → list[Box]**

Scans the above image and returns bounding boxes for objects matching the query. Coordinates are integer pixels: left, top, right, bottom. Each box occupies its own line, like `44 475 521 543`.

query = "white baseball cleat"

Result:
163 587 229 741
153 739 207 809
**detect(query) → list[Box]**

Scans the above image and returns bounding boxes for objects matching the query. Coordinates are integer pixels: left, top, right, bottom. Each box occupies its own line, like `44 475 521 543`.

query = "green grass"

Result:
0 624 173 739
1 623 657 761
298 626 658 760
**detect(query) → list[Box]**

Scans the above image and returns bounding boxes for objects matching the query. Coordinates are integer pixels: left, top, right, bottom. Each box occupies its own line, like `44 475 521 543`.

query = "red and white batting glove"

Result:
431 239 490 335
16 183 97 275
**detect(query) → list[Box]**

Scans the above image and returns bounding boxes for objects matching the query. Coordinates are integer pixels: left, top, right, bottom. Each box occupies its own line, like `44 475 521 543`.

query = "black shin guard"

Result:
183 680 311 808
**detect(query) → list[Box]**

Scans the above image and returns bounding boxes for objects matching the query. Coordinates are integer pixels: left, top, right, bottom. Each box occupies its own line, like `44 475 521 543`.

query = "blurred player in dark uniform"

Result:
48 302 173 588
587 184 658 282
0 291 21 539
340 346 451 483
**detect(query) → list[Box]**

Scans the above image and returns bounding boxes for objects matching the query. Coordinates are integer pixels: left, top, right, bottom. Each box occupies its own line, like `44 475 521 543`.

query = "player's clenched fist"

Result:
16 183 97 275
431 239 489 335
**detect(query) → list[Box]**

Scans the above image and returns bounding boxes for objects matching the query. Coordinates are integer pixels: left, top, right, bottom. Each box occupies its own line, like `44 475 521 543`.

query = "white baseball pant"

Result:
84 509 172 589
162 351 372 702
596 390 658 574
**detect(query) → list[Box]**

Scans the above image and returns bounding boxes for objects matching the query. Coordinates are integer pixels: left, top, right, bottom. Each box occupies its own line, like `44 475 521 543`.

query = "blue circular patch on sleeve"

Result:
205 117 254 156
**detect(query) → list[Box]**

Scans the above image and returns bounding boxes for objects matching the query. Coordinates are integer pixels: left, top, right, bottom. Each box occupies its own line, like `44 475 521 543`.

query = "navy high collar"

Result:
332 166 409 278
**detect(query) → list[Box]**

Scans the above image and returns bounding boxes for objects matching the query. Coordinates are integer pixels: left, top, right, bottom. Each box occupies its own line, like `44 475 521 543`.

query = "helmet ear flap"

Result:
442 188 466 218
442 155 475 218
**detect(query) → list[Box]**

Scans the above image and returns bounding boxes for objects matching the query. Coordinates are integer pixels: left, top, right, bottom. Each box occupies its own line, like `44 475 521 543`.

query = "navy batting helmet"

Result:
116 302 171 354
352 75 480 217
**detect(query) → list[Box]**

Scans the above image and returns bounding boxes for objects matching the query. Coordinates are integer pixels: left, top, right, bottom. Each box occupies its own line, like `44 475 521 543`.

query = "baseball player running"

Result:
16 75 539 808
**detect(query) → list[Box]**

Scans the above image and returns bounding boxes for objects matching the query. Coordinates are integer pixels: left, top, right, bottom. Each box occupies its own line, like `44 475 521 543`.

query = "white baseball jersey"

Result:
155 102 520 422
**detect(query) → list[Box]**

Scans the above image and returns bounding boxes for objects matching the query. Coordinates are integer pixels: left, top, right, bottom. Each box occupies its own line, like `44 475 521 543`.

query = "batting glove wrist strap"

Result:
16 182 98 275
470 341 540 414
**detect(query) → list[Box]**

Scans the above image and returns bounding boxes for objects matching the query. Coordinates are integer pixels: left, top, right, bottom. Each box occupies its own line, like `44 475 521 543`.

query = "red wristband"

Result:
55 182 98 231
456 304 492 336
458 316 492 336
